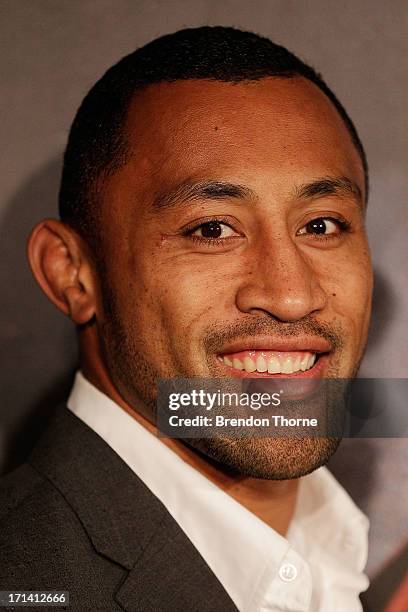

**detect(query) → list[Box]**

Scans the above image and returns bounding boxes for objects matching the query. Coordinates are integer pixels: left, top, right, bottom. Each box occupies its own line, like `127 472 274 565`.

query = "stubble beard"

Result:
100 287 361 480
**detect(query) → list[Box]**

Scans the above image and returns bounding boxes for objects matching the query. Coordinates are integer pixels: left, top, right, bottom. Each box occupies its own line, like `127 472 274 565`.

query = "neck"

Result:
163 437 300 536
79 329 299 536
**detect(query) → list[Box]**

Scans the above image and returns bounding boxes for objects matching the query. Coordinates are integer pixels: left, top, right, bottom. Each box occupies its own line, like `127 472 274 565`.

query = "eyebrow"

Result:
152 179 254 210
295 176 363 208
152 175 363 211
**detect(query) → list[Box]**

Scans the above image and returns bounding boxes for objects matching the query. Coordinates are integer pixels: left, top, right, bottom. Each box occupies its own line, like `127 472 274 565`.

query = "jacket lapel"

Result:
115 510 238 611
29 407 165 569
29 407 237 611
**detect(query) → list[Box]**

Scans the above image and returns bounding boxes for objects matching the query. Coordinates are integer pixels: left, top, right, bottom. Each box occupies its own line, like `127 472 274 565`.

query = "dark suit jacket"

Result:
0 408 237 611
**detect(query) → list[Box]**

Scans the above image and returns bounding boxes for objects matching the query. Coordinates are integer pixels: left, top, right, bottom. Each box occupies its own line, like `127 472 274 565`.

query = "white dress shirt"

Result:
67 372 369 611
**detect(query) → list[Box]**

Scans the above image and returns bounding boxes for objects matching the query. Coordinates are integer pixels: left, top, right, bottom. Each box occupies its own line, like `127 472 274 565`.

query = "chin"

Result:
189 436 341 480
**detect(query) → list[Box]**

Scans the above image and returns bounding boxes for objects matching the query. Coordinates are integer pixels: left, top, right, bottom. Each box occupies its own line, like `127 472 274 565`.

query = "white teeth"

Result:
300 355 309 371
293 355 301 371
281 356 294 374
244 357 256 372
223 353 317 373
256 355 268 372
268 356 281 374
232 358 244 370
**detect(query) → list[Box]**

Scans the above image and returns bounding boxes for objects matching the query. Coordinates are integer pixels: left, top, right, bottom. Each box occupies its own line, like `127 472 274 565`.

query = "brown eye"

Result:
200 221 223 238
192 221 237 239
297 218 339 236
307 219 327 234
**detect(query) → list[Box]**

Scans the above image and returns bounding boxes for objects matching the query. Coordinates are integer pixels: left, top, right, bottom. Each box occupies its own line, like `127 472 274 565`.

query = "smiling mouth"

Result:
218 350 325 376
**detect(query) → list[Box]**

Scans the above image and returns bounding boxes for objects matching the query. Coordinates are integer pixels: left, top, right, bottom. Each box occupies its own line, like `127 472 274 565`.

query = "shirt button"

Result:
279 563 298 582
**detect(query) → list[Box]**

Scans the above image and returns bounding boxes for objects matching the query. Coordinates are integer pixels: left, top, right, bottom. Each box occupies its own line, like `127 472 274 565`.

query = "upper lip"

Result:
218 335 332 355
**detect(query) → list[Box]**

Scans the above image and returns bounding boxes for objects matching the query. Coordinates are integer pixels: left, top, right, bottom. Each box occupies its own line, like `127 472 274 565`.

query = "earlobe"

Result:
27 219 96 325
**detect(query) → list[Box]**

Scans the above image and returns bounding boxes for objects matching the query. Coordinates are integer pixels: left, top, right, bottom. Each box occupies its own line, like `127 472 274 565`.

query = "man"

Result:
0 26 372 611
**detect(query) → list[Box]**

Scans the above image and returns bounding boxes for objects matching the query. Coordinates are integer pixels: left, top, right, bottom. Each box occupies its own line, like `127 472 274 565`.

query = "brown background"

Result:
0 0 407 596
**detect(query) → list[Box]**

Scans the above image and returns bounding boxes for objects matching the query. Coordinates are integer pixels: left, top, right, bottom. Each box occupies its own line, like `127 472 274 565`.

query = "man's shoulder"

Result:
0 408 167 607
0 409 130 601
0 408 238 611
0 462 44 522
0 461 82 560
0 460 125 608
0 461 81 557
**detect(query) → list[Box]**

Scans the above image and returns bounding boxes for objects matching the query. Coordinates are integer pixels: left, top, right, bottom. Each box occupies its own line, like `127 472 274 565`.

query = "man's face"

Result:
95 77 372 478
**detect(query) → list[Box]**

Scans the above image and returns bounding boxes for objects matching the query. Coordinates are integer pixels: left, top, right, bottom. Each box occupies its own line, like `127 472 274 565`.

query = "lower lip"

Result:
217 353 329 379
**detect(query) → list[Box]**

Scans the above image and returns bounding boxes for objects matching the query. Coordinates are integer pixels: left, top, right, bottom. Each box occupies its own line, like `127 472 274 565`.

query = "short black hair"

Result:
59 26 368 243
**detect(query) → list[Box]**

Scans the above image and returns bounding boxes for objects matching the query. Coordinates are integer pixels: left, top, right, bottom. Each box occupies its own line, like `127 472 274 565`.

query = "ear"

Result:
27 219 96 325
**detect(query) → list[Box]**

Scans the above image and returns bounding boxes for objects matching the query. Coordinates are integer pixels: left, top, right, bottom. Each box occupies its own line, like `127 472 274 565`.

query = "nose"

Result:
235 233 327 322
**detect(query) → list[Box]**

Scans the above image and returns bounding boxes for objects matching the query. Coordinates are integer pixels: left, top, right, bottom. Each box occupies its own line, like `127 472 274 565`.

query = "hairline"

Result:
102 74 368 198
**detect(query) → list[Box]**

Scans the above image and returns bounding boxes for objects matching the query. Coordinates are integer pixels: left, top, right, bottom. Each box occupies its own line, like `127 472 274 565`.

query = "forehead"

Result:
103 77 364 216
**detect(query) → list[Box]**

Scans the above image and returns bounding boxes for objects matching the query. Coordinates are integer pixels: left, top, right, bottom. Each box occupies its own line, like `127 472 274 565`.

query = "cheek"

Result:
316 243 373 344
110 246 239 366
156 258 239 333
133 256 241 374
